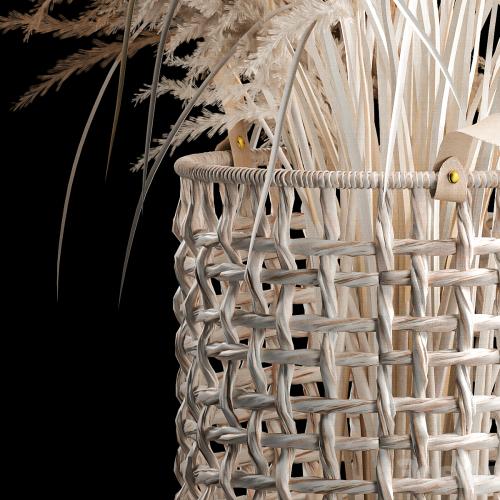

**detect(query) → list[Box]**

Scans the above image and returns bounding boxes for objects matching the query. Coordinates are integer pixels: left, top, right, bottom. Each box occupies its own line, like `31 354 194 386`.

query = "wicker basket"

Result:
172 149 500 499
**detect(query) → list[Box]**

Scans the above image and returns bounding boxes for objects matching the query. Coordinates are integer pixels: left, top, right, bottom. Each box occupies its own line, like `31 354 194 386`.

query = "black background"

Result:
2 1 216 497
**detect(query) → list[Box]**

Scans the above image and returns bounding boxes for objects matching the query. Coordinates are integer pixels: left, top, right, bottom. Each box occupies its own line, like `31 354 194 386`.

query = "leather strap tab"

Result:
432 114 499 202
433 156 468 203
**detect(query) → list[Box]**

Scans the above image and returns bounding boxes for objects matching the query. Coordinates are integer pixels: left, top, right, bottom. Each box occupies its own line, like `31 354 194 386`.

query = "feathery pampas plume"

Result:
3 1 497 174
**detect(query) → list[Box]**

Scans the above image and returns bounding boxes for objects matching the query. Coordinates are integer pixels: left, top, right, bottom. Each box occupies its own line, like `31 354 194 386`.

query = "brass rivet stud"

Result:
236 135 245 150
448 169 460 184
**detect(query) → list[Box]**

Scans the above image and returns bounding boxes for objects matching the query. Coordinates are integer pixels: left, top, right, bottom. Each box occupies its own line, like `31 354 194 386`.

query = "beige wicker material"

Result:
172 150 500 500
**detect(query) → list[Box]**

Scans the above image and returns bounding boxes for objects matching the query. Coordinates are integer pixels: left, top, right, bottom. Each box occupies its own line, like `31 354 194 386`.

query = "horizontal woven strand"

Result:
204 344 499 367
234 494 299 499
210 443 330 467
206 264 499 287
192 310 500 334
213 365 321 387
174 153 500 190
207 404 499 427
203 284 315 309
182 316 500 355
176 362 496 393
194 232 500 258
193 469 500 495
196 390 500 415
201 442 498 470
183 313 500 353
204 427 498 452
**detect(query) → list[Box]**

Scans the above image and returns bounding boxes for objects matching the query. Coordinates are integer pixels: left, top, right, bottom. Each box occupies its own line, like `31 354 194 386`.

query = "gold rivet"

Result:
448 170 460 184
236 135 245 150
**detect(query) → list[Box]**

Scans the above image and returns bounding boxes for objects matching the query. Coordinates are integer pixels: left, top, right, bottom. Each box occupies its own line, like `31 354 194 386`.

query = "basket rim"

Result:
174 150 500 190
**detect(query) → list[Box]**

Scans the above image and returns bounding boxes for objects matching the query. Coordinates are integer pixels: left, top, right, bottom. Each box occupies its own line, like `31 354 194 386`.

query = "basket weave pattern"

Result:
173 151 500 499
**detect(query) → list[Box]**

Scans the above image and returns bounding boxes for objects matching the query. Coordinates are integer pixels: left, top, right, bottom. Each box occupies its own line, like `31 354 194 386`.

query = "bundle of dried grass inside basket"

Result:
4 1 500 498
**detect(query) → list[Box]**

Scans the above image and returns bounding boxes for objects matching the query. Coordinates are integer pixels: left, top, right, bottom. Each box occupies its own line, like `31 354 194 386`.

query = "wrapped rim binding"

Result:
174 150 500 191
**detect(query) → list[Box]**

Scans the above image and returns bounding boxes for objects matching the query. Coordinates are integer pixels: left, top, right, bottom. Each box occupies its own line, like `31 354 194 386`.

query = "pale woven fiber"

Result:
173 150 500 500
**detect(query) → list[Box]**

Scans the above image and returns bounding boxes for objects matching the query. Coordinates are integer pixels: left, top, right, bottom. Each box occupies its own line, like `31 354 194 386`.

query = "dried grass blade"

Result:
382 0 415 192
141 0 179 209
247 23 316 260
105 0 136 179
393 0 462 108
57 59 120 298
118 5 293 303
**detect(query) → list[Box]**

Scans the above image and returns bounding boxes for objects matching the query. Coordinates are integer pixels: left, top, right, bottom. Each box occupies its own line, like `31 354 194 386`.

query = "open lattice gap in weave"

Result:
173 150 500 499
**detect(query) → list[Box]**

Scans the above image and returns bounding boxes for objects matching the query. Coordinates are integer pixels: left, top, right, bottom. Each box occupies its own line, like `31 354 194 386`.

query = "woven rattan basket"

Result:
172 149 500 499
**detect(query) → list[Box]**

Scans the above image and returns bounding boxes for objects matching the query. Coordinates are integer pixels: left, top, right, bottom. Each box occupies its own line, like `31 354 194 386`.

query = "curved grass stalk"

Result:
105 0 137 180
393 0 461 109
57 23 147 297
119 4 293 303
57 59 120 299
142 0 180 210
247 23 316 257
467 0 486 106
480 4 498 119
382 0 416 193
